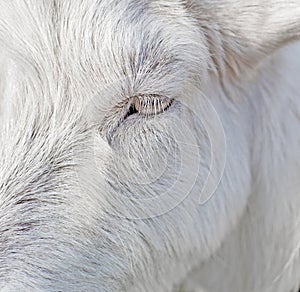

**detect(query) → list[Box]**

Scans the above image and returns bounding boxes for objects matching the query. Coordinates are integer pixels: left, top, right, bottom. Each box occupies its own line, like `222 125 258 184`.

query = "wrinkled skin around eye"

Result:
95 99 213 219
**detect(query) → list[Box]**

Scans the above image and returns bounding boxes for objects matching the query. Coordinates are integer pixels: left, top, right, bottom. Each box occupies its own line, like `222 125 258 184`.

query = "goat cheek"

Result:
107 120 181 199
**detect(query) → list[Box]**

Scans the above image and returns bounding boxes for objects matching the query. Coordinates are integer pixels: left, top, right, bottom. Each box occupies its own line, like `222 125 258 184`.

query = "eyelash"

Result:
126 94 173 118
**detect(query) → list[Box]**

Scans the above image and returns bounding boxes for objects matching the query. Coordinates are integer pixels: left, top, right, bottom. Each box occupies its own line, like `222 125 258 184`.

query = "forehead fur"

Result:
0 0 208 111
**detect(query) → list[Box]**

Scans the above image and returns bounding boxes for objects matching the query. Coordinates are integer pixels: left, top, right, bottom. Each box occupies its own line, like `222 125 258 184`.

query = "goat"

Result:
0 1 300 291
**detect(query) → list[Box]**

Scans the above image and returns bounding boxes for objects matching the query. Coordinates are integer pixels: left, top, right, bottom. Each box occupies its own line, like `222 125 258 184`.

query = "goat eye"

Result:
129 94 173 117
99 94 173 143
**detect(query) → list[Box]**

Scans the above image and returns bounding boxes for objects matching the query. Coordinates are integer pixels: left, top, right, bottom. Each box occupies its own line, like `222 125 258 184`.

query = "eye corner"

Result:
123 102 139 120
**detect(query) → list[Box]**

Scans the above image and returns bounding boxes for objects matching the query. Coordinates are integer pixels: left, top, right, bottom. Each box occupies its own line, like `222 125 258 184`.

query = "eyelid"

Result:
133 94 173 116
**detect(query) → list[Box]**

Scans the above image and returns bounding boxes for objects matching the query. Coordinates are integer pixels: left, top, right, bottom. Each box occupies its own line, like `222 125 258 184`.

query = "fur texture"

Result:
0 1 300 291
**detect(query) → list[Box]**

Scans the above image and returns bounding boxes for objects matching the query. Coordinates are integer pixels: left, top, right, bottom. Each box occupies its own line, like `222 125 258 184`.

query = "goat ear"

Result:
191 1 300 77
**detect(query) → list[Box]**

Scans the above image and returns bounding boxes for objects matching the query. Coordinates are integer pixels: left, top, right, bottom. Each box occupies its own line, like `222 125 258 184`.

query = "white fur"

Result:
0 1 300 291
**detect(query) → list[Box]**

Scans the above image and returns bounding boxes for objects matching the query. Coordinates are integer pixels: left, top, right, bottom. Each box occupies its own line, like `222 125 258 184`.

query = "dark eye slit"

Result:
123 103 139 120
